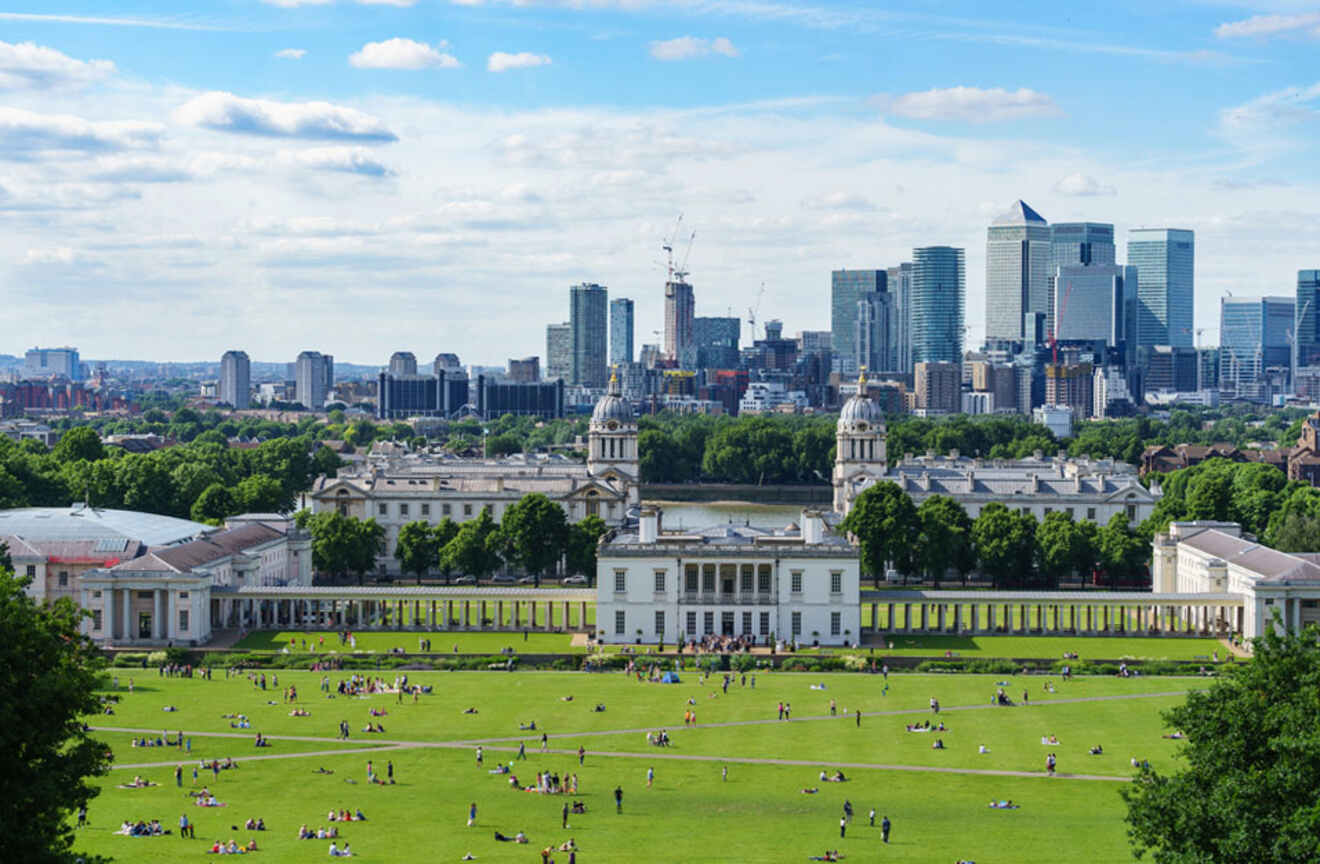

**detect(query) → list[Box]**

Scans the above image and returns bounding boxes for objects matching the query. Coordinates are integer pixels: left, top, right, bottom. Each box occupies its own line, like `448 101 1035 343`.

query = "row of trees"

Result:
297 494 608 585
840 482 1147 589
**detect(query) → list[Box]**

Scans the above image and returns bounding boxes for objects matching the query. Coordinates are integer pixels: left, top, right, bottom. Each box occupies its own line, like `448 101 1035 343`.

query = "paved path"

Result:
99 689 1183 781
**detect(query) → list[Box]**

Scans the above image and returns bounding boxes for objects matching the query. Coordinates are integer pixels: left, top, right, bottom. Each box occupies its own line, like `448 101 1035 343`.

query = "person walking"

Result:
179 813 189 839
562 802 569 829
476 746 483 766
721 765 728 782
646 766 654 787
541 732 548 752
843 800 853 823
839 816 846 839
77 806 87 828
517 741 526 760
614 786 623 813
855 709 862 728
175 764 183 787
578 745 585 766
868 807 875 828
881 816 891 843
467 802 477 827
387 761 394 784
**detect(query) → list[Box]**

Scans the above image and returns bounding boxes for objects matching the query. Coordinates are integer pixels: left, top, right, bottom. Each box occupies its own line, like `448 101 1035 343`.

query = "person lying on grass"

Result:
988 800 1018 809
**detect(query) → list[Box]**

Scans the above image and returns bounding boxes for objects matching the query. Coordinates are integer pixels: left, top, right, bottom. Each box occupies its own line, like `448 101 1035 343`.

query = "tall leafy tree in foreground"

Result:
1123 624 1320 863
839 482 919 586
0 545 111 864
494 493 569 586
394 520 441 585
972 502 1036 589
914 495 975 587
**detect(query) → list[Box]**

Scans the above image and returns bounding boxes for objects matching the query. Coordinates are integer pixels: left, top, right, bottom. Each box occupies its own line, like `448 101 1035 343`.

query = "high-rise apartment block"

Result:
887 263 913 375
911 247 965 368
507 357 540 382
23 346 81 381
985 201 1050 343
1296 270 1320 368
389 351 418 376
546 323 572 382
970 361 1017 412
664 279 695 367
693 316 741 369
219 350 251 409
1219 296 1294 402
1129 228 1195 348
914 361 960 414
570 283 608 388
610 298 635 366
1045 362 1095 419
295 350 334 410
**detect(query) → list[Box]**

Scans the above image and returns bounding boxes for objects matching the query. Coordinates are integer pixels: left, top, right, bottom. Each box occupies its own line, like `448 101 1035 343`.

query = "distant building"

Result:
546 323 572 382
1045 362 1094 419
970 361 1017 412
1033 404 1074 439
23 346 80 381
831 269 888 375
887 262 914 375
1049 222 1116 333
507 357 540 383
1141 410 1320 487
433 353 462 374
1137 345 1199 395
910 247 965 368
389 352 418 376
1220 296 1294 402
570 283 608 388
1296 270 1320 368
1054 264 1138 352
1129 228 1195 348
914 362 960 414
475 375 564 419
693 316 741 369
295 351 334 410
220 350 250 410
377 371 471 420
962 391 995 414
985 201 1050 343
610 298 635 366
664 279 695 366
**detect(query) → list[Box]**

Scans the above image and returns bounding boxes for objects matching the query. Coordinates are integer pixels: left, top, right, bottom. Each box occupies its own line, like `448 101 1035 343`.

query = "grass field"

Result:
77 666 1204 863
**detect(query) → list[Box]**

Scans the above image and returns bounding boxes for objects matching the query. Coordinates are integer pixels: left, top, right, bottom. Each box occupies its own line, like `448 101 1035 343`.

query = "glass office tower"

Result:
911 246 965 366
1129 228 1195 348
985 200 1050 343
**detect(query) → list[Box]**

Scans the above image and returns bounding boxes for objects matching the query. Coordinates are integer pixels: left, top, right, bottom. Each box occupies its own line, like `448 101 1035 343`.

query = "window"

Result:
1087 507 1096 521
721 611 734 635
1043 507 1052 515
830 612 841 636
686 611 697 636
1065 507 1074 518
701 564 716 593
1126 504 1136 521
791 611 802 636
654 611 665 635
399 503 410 517
757 564 771 593
740 565 753 593
378 503 388 516
58 571 69 587
614 610 626 633
703 611 714 635
790 571 803 594
742 612 752 634
92 590 101 599
442 504 452 516
178 609 190 631
684 564 698 593
137 591 153 600
654 570 666 592
830 571 842 594
1021 507 1031 515
614 570 627 593
24 565 34 578
421 503 430 517
464 504 474 517
720 564 736 594
178 591 189 599
759 612 770 635
92 609 102 631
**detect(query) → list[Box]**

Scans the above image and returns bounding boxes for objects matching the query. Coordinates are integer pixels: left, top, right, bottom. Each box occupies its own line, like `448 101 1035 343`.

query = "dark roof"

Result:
146 523 284 571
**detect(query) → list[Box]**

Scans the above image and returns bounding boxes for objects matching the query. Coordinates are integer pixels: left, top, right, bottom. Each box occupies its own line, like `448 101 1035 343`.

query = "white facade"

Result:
739 381 808 414
1033 404 1074 439
1152 521 1320 642
596 508 861 646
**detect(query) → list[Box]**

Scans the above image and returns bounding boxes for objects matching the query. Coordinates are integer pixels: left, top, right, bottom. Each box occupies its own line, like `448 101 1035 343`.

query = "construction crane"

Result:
662 214 684 282
747 282 766 337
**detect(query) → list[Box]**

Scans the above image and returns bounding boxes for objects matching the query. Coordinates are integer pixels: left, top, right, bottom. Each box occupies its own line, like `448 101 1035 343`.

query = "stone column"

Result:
462 601 470 629
936 604 945 632
562 603 571 630
919 604 929 632
986 603 996 633
546 600 555 631
581 601 589 631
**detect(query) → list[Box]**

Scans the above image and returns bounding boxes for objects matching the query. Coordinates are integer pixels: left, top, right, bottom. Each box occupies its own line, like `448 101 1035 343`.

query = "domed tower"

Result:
588 371 639 505
832 370 888 514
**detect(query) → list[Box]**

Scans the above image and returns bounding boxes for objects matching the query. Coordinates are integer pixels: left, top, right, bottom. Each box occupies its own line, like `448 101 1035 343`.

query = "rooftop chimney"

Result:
639 507 660 544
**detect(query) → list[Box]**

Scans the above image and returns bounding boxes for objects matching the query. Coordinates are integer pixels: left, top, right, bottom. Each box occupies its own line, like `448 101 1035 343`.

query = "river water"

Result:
643 500 807 531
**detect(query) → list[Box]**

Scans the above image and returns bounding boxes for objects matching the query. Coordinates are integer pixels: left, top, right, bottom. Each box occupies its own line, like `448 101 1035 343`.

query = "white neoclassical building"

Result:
1152 520 1320 641
307 374 640 574
595 507 861 646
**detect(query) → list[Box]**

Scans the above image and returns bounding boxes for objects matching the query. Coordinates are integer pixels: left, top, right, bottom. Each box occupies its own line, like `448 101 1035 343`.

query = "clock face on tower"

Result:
607 420 619 431
856 422 868 432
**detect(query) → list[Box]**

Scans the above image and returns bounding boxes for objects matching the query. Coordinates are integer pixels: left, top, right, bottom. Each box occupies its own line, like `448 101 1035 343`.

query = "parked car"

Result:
561 575 588 585
489 574 517 584
516 575 540 584
452 575 477 585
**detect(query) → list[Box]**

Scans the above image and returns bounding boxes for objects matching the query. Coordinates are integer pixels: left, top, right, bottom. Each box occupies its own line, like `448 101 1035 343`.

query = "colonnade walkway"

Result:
212 585 596 633
860 590 1244 637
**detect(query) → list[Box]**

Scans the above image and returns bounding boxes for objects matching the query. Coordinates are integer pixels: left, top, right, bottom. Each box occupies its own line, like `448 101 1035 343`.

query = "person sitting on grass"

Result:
801 788 819 794
932 739 945 750
808 850 844 861
1089 745 1104 755
988 800 1018 809
315 768 334 775
463 707 479 714
494 831 514 842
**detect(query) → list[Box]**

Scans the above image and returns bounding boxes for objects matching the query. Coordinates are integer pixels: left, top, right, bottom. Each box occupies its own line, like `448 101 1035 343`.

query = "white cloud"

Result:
882 87 1060 123
25 246 76 265
1054 173 1116 197
1216 13 1320 39
0 41 115 90
800 191 874 211
275 48 307 60
174 91 397 141
1220 82 1320 136
349 38 460 70
88 156 194 183
0 106 162 156
649 36 739 61
279 146 395 177
0 11 225 30
488 52 552 72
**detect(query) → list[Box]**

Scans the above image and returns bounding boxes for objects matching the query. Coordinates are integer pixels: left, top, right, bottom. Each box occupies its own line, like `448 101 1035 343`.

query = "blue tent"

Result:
661 671 681 684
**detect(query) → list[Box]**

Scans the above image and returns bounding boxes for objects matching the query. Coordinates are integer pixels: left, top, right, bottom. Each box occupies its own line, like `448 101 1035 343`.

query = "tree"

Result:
0 548 112 864
839 482 919 585
485 433 522 458
51 426 104 463
312 444 343 480
431 518 460 583
913 495 974 587
440 507 501 581
1270 511 1320 553
972 503 1036 589
566 515 608 585
297 511 385 585
234 474 291 513
394 520 440 584
1122 624 1320 864
1098 513 1147 588
191 482 237 523
1035 511 1080 588
494 493 568 585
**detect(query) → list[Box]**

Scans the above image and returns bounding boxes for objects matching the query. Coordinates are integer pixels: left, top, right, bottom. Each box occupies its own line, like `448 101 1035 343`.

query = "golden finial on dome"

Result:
858 365 868 390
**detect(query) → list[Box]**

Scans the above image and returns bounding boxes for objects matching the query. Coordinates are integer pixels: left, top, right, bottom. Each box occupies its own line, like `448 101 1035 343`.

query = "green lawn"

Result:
870 634 1229 661
233 630 584 654
76 668 1203 862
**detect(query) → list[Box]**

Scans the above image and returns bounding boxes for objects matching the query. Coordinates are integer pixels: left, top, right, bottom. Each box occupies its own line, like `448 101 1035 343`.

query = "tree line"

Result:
295 493 608 586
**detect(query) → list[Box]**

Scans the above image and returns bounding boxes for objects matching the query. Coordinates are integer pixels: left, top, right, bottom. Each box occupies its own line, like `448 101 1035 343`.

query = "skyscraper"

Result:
693 316 741 369
545 323 571 382
1049 222 1115 332
570 283 608 388
831 269 887 375
220 350 250 410
1053 264 1138 350
887 262 913 375
389 351 418 376
1129 228 1195 348
1220 296 1294 401
985 200 1050 343
910 246 965 367
664 279 695 367
609 298 635 366
295 350 333 410
1296 270 1320 369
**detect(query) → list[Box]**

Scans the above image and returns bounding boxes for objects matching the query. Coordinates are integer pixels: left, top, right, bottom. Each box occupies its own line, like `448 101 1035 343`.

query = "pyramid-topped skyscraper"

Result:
986 200 1051 345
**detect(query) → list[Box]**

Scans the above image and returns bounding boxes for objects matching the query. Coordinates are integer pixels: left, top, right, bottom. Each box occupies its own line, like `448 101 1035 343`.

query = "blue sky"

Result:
1 0 1317 363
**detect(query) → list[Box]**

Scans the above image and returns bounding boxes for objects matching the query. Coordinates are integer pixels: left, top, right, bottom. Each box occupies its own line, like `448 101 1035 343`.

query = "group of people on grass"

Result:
205 838 258 854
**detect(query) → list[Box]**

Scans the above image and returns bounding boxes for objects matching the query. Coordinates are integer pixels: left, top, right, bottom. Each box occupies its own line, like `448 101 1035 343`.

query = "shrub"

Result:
146 651 168 665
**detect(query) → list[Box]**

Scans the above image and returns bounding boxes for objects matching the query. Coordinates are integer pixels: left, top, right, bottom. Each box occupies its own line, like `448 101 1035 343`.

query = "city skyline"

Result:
0 2 1314 363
